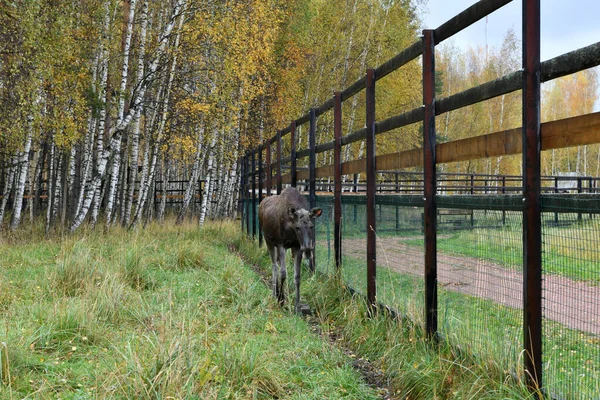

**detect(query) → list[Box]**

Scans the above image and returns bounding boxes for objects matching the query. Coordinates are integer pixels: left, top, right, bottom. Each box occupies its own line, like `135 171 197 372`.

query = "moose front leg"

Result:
293 247 303 312
276 245 287 305
267 244 278 299
307 249 316 274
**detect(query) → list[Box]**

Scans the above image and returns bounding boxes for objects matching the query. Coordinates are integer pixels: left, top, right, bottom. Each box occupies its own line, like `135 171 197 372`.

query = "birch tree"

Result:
71 0 186 232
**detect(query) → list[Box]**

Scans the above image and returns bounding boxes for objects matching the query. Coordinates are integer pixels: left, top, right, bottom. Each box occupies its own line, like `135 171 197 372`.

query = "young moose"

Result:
258 187 322 313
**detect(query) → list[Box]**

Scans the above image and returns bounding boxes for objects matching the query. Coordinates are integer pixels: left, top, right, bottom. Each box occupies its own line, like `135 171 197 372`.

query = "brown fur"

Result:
258 187 322 311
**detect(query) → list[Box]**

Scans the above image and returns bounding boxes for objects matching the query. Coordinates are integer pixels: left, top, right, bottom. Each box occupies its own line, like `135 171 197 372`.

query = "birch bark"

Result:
10 124 33 230
176 122 206 224
0 156 17 228
199 131 218 227
45 142 55 234
71 0 186 232
123 0 148 226
105 0 137 227
130 4 185 228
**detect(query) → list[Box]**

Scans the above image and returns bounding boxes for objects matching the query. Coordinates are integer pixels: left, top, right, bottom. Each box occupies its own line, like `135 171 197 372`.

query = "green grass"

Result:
0 219 380 399
235 237 540 399
316 239 599 399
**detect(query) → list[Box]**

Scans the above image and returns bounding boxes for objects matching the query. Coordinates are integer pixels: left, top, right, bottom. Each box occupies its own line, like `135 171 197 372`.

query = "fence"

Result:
0 179 206 208
240 0 600 397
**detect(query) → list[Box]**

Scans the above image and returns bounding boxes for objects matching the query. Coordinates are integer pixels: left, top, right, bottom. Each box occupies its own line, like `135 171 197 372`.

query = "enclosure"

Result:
241 0 600 397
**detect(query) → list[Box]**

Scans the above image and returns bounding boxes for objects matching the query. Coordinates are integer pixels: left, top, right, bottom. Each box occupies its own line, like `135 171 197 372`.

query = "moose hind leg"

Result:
277 246 287 304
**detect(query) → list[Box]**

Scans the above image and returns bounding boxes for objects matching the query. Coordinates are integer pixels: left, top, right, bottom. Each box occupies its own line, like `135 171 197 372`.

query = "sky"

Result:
418 0 600 62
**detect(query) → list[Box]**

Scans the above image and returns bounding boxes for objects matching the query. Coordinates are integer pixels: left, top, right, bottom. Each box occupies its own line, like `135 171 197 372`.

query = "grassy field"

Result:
237 232 539 399
4 217 592 399
0 220 381 399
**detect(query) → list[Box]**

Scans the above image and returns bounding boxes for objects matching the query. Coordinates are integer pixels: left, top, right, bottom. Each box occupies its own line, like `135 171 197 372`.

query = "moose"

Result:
258 187 322 313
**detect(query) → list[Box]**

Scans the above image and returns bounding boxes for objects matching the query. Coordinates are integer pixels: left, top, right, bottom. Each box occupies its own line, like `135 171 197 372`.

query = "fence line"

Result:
240 0 600 395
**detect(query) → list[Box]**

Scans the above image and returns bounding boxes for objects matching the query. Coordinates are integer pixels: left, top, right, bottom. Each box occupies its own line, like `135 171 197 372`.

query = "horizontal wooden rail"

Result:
266 111 600 186
434 0 513 44
374 41 422 81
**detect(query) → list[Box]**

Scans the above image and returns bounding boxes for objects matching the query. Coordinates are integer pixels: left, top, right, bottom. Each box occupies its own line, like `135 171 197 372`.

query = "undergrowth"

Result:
234 228 542 400
0 218 379 399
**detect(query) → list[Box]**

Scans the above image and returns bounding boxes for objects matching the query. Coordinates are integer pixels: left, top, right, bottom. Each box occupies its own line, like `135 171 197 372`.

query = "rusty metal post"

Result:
245 154 250 235
265 141 272 197
240 155 246 233
291 121 297 188
258 145 263 247
276 131 282 195
422 29 438 339
251 149 257 239
522 0 542 391
309 109 317 209
366 68 377 310
334 92 343 270
577 177 582 222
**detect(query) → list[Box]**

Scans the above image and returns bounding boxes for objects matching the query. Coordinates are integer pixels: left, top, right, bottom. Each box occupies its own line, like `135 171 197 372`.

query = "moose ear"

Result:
288 207 297 220
310 208 322 218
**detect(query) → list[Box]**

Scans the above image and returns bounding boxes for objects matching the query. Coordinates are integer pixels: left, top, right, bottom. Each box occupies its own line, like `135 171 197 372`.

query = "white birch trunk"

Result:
158 156 169 223
71 0 186 232
176 123 206 224
123 0 148 226
0 155 18 228
105 0 137 227
52 153 64 220
199 132 218 227
45 142 56 234
10 125 33 230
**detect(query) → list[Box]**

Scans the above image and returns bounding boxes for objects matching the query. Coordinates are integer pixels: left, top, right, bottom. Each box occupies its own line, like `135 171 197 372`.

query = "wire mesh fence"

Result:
540 196 600 399
239 1 600 396
243 189 599 398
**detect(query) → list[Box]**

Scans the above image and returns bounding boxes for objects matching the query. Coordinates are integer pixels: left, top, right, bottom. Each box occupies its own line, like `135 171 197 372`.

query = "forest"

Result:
0 0 597 233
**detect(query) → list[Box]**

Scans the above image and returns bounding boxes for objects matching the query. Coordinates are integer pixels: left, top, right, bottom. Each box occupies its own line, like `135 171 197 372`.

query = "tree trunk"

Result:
199 132 218 227
105 0 138 228
176 122 206 224
10 127 33 230
45 142 56 234
70 0 186 232
0 155 17 228
123 0 148 227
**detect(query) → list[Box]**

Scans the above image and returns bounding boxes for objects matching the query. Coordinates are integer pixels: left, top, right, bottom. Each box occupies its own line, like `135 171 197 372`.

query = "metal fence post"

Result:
240 155 246 234
291 121 297 188
245 154 250 235
422 29 438 339
265 140 272 197
258 145 263 247
334 92 343 270
251 149 257 239
522 0 543 391
309 109 317 209
277 130 282 195
366 68 377 310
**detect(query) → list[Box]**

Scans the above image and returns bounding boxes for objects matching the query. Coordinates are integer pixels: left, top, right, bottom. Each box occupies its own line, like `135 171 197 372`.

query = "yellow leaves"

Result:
176 99 210 117
170 136 199 164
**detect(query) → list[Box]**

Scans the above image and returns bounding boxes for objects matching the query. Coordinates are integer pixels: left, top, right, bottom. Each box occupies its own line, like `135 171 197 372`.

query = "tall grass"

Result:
0 219 379 399
234 231 539 399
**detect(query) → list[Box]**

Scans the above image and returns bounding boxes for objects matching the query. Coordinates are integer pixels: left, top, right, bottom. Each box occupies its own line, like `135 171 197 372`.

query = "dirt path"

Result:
343 237 600 336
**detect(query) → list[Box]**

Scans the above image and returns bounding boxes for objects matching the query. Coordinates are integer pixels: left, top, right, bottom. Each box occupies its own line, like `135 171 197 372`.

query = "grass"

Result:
310 229 599 399
0 219 380 399
246 200 599 398
235 232 540 399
